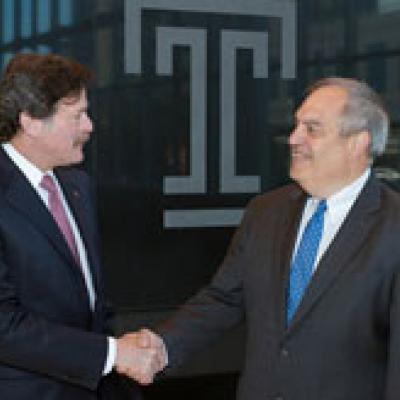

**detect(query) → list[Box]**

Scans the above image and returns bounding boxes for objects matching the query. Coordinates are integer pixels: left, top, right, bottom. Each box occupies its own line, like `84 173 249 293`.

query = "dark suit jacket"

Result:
158 175 400 400
0 149 140 399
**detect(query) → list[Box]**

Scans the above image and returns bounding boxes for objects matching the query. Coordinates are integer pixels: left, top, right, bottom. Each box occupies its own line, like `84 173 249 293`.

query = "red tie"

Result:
40 174 81 266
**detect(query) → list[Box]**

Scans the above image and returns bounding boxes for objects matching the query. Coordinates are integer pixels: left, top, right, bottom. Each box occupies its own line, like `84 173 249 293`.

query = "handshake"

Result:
114 328 168 385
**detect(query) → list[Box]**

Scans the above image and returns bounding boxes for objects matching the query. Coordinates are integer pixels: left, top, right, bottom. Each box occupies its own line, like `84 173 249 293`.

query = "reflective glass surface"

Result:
0 0 399 324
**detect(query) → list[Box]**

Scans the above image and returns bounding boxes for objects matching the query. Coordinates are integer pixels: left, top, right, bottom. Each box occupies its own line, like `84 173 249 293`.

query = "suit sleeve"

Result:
385 270 400 399
0 239 109 391
156 200 256 368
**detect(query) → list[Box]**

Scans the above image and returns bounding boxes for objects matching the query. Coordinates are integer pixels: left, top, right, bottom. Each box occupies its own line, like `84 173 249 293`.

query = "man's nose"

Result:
288 124 302 145
83 114 93 133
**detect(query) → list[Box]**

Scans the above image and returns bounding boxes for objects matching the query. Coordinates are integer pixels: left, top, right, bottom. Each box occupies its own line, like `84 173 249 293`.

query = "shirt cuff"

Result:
102 336 117 375
160 336 169 367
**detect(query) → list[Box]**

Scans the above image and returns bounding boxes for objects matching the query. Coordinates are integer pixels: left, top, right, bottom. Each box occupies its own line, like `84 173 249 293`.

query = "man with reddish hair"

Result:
0 53 160 399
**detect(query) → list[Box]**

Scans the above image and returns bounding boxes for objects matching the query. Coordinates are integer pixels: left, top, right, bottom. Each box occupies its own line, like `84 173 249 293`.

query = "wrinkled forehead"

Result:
296 85 349 121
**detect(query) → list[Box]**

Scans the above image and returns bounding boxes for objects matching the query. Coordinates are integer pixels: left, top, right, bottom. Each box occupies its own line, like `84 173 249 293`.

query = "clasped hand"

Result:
115 328 167 385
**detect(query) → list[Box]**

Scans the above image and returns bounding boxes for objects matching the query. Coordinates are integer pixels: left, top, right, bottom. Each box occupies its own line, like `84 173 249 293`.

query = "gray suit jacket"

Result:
158 176 400 400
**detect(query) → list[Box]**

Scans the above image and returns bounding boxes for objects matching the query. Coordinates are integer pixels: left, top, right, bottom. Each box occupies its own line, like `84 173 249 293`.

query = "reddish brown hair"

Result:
0 53 92 140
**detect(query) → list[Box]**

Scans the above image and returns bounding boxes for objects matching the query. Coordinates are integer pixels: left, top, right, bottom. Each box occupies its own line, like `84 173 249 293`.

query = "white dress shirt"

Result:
2 143 116 375
292 168 371 272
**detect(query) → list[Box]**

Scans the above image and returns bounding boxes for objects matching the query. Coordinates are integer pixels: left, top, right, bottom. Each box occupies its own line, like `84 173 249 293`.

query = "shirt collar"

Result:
2 142 54 189
308 168 371 216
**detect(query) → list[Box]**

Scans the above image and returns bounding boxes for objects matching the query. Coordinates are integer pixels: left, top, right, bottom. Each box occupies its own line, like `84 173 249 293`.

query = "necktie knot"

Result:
40 174 57 195
316 199 327 215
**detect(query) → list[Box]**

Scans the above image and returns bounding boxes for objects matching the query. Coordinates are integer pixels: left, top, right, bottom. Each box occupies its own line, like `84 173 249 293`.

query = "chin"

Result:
289 168 302 181
73 150 85 163
290 162 312 179
73 156 84 165
64 155 84 166
290 172 310 190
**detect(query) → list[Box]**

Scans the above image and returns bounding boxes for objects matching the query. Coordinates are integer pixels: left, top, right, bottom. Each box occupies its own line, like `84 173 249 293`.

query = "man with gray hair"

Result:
124 77 400 399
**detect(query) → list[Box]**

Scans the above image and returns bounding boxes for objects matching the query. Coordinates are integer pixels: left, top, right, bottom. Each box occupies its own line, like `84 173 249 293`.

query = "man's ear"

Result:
350 130 371 158
19 112 43 137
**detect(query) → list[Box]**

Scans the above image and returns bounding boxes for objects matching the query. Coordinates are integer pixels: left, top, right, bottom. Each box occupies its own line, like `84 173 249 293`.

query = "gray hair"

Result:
307 77 389 160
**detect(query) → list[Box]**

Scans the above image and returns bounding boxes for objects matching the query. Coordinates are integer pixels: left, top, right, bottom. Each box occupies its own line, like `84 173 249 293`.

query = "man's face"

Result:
289 85 361 197
37 89 92 169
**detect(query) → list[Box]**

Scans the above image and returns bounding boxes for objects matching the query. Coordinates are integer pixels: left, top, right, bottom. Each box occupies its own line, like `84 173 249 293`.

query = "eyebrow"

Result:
294 116 322 127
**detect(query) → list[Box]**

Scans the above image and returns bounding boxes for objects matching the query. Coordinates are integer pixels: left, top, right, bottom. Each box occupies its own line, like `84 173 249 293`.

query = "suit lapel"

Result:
4 168 78 270
286 176 381 334
55 168 101 292
0 148 98 301
274 186 307 332
2 157 94 312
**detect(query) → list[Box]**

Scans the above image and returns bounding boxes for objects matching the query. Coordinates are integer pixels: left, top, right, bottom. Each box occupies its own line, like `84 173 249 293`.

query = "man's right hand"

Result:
114 328 168 385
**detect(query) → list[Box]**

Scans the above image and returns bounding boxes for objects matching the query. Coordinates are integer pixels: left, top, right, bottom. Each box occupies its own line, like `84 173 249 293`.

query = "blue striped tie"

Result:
286 199 327 324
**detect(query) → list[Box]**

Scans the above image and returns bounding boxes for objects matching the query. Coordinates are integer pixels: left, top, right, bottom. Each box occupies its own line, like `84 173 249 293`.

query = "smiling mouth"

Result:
290 147 312 160
291 152 307 159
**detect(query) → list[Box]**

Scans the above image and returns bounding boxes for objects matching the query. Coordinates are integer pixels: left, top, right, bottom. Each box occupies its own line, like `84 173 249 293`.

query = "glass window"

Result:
379 0 400 13
2 0 14 44
366 44 387 92
58 0 72 26
37 0 51 34
20 0 32 38
1 0 400 367
37 44 51 54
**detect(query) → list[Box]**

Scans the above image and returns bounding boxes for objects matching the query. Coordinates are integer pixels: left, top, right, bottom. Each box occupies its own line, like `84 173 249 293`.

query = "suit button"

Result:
281 348 289 357
275 396 284 400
